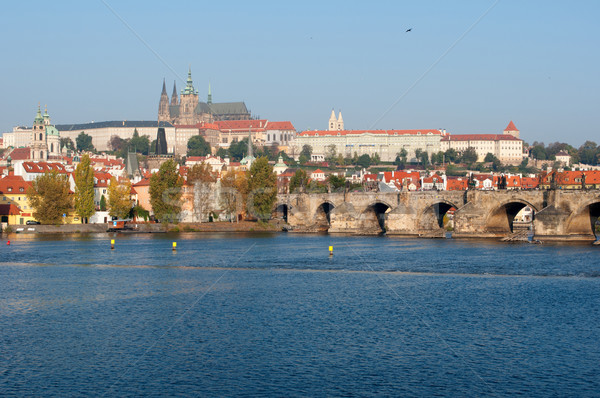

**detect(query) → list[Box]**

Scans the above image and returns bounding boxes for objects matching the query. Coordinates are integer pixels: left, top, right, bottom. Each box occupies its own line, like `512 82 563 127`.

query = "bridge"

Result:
275 190 600 242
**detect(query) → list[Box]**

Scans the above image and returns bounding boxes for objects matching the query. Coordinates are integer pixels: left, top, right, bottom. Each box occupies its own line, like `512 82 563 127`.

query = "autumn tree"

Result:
246 156 277 221
289 169 309 193
107 177 132 219
187 162 217 222
219 169 244 222
73 154 95 223
149 159 183 223
27 171 73 225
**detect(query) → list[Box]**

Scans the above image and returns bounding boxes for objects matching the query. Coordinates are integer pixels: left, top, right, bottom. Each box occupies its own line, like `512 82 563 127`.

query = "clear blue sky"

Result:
1 0 599 146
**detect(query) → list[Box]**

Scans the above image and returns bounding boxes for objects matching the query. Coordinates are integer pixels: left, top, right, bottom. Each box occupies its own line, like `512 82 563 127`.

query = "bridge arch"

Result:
485 199 539 235
359 201 392 234
314 201 335 228
565 199 600 238
418 200 459 230
274 203 290 223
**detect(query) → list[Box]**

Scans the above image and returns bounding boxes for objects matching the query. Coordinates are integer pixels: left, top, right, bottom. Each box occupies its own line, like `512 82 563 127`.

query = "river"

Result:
1 233 599 397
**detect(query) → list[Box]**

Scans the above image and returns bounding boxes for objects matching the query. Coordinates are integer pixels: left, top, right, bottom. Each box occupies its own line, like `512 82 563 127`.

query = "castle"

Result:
158 68 251 125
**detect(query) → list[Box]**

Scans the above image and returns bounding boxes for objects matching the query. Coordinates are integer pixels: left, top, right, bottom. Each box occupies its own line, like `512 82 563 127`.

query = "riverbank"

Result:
1 220 285 235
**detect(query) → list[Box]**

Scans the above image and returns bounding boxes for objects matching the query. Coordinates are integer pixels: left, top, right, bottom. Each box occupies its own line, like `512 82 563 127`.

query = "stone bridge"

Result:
275 189 600 242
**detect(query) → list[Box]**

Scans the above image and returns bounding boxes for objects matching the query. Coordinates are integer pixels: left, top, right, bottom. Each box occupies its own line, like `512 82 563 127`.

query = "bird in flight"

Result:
406 28 412 32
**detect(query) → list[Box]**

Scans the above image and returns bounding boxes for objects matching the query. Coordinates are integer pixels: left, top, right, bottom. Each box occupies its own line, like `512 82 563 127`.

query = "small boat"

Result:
106 219 137 233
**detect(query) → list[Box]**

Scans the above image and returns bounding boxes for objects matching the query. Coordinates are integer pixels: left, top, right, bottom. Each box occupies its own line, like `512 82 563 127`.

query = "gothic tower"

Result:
158 79 170 122
170 81 179 106
179 67 199 124
30 105 48 160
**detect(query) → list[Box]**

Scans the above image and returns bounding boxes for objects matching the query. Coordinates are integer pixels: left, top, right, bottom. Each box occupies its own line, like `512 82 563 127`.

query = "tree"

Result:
246 156 277 221
444 148 459 163
228 138 256 160
578 141 598 165
149 159 183 223
356 154 371 168
60 137 75 152
73 154 95 223
220 169 243 222
109 135 126 152
76 132 95 152
187 135 211 157
216 147 228 158
484 153 496 163
328 174 346 191
461 147 478 165
27 171 72 225
99 195 107 211
129 129 150 155
371 152 381 165
325 144 337 164
289 169 309 193
300 144 313 161
187 162 218 222
107 177 132 219
531 144 547 160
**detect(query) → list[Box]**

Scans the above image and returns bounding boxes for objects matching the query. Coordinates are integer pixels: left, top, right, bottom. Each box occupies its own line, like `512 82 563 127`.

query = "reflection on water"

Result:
0 233 599 396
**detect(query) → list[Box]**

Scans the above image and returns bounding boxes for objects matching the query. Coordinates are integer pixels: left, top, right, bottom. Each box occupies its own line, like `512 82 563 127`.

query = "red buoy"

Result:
7 240 10 245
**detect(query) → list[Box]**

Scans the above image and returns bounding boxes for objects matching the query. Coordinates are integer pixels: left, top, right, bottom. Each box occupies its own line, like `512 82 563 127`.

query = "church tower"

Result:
170 81 179 106
30 105 48 160
336 110 344 130
43 106 61 159
503 120 519 138
179 67 200 124
328 109 336 131
207 83 212 105
158 79 170 122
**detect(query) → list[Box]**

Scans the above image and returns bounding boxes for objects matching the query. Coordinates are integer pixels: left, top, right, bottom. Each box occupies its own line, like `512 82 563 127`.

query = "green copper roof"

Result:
182 67 198 95
34 105 43 123
46 125 60 136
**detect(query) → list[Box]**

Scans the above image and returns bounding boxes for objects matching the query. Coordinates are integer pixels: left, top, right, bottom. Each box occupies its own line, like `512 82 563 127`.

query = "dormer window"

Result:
19 187 24 192
7 187 12 192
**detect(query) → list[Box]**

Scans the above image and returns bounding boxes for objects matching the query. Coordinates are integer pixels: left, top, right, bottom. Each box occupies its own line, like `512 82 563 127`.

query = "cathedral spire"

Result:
161 78 167 95
171 80 178 105
183 66 197 95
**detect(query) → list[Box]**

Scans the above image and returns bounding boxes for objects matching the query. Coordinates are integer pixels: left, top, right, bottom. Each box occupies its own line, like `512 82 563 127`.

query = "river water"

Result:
0 232 599 397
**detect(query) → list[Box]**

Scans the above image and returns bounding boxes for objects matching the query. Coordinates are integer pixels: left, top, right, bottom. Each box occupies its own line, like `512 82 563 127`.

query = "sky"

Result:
1 0 599 146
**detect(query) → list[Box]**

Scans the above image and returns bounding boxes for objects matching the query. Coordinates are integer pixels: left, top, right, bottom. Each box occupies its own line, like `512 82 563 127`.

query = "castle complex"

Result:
158 68 251 125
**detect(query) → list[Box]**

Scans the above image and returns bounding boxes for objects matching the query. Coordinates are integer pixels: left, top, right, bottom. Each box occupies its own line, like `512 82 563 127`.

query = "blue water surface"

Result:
0 233 599 397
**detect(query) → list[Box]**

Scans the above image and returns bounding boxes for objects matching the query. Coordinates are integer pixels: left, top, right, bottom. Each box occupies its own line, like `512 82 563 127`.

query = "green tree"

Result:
328 174 346 191
461 147 478 165
149 159 183 223
129 129 150 155
99 194 107 211
76 132 95 152
325 144 337 164
60 137 75 151
73 154 95 223
356 154 371 168
27 171 73 225
228 138 256 160
216 147 228 158
530 144 547 160
246 156 277 221
300 144 313 160
484 152 496 163
107 177 132 219
578 141 598 165
289 169 309 193
444 148 459 163
187 135 211 157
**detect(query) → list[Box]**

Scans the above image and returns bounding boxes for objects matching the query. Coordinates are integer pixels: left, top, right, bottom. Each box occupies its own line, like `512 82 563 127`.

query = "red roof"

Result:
266 121 295 131
312 169 324 174
214 120 268 132
174 121 220 130
299 129 441 137
0 175 31 194
22 162 68 173
0 204 21 216
504 120 519 131
6 148 31 161
521 177 539 189
442 134 521 142
446 177 468 191
133 178 150 187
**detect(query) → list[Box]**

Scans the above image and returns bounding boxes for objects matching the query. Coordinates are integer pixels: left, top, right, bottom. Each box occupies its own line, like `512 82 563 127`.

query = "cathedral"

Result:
158 68 251 125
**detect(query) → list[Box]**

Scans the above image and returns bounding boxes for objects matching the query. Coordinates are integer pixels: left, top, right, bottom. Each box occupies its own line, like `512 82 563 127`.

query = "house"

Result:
446 177 468 191
311 169 326 181
555 151 571 167
0 174 34 225
421 173 446 190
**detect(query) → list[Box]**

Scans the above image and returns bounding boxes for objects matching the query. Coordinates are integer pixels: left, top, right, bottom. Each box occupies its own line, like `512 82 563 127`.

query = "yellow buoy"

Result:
329 245 333 256
173 242 177 251
110 239 115 250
